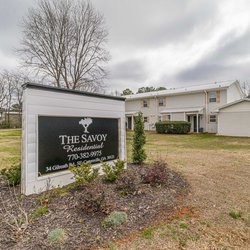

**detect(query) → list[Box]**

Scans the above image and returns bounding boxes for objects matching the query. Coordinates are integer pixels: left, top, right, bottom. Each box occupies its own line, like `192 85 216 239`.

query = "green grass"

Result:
229 210 242 219
0 129 21 169
31 206 49 220
1 128 250 169
126 131 250 163
141 227 156 239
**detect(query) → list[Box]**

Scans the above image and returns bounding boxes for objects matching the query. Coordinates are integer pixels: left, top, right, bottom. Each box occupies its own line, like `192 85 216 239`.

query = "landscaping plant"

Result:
69 163 99 186
47 228 67 245
142 160 168 186
102 211 128 228
0 163 21 186
102 160 125 182
132 112 147 164
155 121 191 134
116 170 139 195
79 184 114 214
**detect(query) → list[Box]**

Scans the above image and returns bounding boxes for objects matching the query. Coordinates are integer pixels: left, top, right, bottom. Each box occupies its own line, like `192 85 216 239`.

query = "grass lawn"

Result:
1 129 250 249
0 129 21 170
121 131 250 249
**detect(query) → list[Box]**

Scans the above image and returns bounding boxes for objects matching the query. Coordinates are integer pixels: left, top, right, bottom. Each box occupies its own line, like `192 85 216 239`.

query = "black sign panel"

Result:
38 116 119 175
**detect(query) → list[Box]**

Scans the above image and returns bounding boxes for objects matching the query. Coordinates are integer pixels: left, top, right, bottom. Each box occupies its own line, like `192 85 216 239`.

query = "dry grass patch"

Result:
0 129 21 169
117 131 250 250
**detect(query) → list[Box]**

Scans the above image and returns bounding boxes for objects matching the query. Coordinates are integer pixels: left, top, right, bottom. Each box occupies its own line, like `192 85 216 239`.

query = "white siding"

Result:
22 88 126 195
227 82 244 103
166 93 204 108
125 83 243 133
218 101 250 137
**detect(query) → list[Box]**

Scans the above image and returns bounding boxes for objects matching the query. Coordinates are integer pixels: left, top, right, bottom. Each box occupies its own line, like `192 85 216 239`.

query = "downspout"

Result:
204 90 208 132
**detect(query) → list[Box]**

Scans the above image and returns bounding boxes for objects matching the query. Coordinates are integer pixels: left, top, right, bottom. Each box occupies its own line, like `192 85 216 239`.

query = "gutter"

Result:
204 90 208 132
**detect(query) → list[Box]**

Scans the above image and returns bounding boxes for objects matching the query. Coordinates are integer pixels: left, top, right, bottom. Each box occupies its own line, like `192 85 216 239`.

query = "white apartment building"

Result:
125 81 244 133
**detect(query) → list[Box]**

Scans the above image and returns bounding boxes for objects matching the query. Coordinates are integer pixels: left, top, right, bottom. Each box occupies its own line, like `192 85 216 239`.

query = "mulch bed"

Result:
0 164 190 250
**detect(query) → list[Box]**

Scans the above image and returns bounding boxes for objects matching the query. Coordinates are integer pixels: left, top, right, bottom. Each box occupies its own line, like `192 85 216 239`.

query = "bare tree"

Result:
19 0 110 92
242 81 250 97
0 77 8 112
0 70 27 126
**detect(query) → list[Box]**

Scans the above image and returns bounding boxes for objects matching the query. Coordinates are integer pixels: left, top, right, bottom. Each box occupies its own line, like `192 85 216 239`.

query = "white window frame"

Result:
144 117 148 123
158 97 164 107
209 114 217 123
143 99 148 108
209 92 216 103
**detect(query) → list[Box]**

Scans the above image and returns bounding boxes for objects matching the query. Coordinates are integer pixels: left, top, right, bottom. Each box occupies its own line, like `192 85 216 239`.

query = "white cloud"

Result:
1 0 250 91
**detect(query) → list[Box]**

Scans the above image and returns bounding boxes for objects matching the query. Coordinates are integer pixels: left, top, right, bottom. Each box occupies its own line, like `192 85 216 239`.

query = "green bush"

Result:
102 211 128 228
132 112 147 164
155 121 191 134
69 163 99 186
102 160 125 182
0 163 21 186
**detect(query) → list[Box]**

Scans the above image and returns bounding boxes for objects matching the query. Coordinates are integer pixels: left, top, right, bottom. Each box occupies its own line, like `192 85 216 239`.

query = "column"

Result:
196 113 199 133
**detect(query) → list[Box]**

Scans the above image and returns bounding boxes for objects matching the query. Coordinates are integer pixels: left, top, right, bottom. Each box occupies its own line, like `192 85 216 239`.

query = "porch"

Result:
160 107 205 133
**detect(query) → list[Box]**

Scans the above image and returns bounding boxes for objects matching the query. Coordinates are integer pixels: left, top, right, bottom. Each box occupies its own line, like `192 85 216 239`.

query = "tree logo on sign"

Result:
79 118 93 133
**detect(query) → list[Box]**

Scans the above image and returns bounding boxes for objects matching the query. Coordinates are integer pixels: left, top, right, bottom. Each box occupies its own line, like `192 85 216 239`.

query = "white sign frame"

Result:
21 83 126 195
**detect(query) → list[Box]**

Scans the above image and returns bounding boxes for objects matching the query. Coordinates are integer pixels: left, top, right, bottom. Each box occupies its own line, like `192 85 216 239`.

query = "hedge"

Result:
155 121 191 134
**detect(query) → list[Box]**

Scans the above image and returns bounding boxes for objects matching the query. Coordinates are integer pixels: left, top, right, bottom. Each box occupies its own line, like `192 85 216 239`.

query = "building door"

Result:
193 115 201 132
127 117 132 130
187 115 200 132
193 116 197 132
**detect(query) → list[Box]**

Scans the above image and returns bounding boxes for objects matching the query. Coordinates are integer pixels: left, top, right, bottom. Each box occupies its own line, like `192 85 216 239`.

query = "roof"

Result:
125 111 139 115
160 107 204 114
22 82 126 102
217 98 250 111
125 80 239 100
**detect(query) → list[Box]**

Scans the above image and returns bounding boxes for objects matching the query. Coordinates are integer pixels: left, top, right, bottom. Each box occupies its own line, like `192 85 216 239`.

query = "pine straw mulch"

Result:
0 164 189 250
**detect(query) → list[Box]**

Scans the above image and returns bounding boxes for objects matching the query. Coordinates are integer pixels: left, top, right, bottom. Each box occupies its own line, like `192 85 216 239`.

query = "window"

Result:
209 115 217 123
143 99 148 107
162 114 171 121
144 117 148 123
209 92 216 102
158 116 162 122
158 97 164 107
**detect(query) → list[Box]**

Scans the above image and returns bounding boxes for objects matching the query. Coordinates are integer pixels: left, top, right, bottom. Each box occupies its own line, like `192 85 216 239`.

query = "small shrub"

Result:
116 170 139 195
69 163 99 186
132 112 147 164
37 194 51 206
155 121 191 134
102 160 125 182
229 210 242 219
142 161 167 186
47 228 67 245
31 206 49 219
79 185 114 214
0 163 21 186
102 211 128 228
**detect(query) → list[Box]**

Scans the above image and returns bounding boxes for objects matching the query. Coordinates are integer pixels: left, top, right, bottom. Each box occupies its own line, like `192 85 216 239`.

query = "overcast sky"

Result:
0 0 250 92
